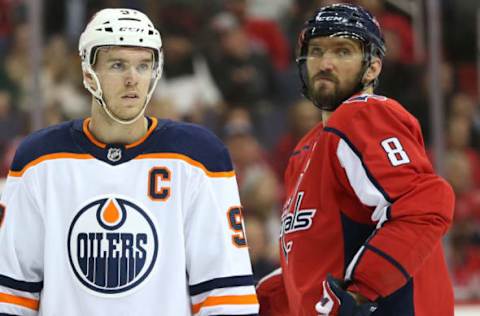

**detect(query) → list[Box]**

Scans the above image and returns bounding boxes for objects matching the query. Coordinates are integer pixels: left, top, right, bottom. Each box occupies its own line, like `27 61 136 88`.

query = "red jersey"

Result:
259 94 455 315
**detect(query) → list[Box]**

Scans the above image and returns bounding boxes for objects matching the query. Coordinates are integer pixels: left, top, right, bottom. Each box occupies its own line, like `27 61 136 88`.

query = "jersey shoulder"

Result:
149 120 233 173
328 94 420 136
11 120 80 172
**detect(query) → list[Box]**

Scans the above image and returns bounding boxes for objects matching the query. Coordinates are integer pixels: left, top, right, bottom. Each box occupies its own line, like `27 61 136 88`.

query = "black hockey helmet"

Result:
296 4 386 110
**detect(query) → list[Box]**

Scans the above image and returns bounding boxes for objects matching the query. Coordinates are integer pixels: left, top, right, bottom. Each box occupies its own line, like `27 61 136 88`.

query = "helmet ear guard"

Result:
78 8 164 124
296 4 386 110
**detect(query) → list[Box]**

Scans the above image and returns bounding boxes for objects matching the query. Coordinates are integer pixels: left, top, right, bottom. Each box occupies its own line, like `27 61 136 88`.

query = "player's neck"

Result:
322 111 333 125
322 86 375 125
88 105 148 145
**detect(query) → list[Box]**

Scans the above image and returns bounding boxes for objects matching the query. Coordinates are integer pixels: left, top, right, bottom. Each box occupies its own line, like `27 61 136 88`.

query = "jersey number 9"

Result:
227 207 247 248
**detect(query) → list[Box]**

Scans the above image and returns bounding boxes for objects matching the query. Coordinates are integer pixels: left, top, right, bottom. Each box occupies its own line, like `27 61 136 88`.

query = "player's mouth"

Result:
121 92 139 99
314 76 337 84
313 72 338 85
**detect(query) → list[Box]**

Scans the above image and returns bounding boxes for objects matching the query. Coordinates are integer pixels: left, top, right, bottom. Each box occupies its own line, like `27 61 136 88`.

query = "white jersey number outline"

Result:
381 137 410 166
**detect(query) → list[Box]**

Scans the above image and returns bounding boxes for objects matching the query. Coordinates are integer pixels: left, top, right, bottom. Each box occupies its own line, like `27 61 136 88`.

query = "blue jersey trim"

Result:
0 274 43 293
375 280 414 315
364 244 410 281
146 120 233 173
189 275 255 296
10 120 82 172
10 118 233 173
340 212 375 276
324 126 392 203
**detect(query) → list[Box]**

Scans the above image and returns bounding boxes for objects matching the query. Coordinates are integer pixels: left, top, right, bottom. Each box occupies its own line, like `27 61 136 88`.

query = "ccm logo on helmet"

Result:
119 27 145 33
67 196 159 296
316 16 345 22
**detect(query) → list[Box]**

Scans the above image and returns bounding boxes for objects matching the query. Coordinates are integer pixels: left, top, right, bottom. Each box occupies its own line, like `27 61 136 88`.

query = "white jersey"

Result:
0 117 259 316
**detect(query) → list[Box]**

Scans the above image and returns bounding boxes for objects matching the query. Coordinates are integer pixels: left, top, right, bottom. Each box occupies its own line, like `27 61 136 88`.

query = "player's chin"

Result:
312 87 334 100
314 78 336 88
114 106 143 121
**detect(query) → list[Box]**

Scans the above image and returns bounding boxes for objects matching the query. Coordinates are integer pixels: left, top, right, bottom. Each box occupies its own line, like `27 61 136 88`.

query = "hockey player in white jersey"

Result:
0 8 259 316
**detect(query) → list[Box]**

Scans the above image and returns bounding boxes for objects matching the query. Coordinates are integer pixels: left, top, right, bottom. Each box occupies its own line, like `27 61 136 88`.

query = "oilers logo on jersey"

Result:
67 196 159 296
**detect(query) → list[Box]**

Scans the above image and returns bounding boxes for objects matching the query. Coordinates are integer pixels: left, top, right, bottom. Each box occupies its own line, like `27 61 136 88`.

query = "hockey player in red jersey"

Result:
257 4 454 316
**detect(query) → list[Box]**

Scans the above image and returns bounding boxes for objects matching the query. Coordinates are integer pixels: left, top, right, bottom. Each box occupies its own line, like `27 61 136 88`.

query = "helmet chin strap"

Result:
83 64 157 125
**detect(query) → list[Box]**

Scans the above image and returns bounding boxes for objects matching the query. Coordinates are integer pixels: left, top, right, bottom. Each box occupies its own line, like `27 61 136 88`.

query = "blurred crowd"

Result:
1 0 480 302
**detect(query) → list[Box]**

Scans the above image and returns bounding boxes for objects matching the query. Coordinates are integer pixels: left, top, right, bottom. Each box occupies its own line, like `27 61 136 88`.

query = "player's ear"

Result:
363 56 382 84
83 70 98 91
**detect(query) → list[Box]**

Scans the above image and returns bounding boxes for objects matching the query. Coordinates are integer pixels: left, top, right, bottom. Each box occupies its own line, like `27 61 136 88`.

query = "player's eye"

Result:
111 62 124 70
308 46 324 57
137 63 151 73
336 48 352 57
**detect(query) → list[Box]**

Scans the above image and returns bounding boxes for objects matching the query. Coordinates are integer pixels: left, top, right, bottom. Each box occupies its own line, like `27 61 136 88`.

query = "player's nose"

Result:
317 54 336 71
124 66 139 86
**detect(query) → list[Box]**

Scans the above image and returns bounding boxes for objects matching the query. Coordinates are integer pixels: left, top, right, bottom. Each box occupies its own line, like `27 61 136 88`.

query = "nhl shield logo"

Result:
67 196 159 297
107 147 122 162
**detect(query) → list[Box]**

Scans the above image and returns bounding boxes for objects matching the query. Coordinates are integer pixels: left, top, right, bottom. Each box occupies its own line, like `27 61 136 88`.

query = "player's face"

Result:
306 37 364 109
93 47 154 121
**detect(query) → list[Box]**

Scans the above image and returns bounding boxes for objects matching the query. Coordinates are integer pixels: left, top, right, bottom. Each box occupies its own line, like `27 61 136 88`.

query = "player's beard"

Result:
309 68 364 111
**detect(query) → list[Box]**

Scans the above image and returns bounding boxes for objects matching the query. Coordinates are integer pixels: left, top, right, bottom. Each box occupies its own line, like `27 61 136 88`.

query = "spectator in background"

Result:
145 97 182 122
375 26 422 137
223 107 281 284
245 213 278 283
209 12 279 145
42 34 89 119
0 136 21 178
0 89 26 177
446 115 480 187
0 89 26 145
223 0 290 71
442 101 480 300
154 4 222 125
4 23 31 111
365 0 423 138
270 99 321 184
0 0 12 55
223 107 266 183
449 92 480 151
247 0 293 22
222 107 281 214
445 149 480 301
209 12 276 110
355 0 415 64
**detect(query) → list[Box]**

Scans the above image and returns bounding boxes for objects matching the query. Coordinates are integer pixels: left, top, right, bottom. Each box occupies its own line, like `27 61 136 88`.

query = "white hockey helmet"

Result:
79 8 163 124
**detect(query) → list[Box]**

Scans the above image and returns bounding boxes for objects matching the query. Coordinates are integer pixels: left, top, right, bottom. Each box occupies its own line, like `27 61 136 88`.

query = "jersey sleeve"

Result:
183 146 259 315
326 97 454 300
256 268 290 316
0 175 44 316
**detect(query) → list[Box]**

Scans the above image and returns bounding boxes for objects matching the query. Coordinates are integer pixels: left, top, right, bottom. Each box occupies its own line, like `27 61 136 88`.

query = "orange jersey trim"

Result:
136 153 236 178
83 117 158 149
83 118 106 148
8 153 93 177
0 292 40 311
8 152 234 179
191 294 258 314
126 117 158 149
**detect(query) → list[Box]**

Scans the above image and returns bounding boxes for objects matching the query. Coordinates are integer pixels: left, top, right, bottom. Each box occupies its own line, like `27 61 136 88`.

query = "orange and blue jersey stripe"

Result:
9 117 236 176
